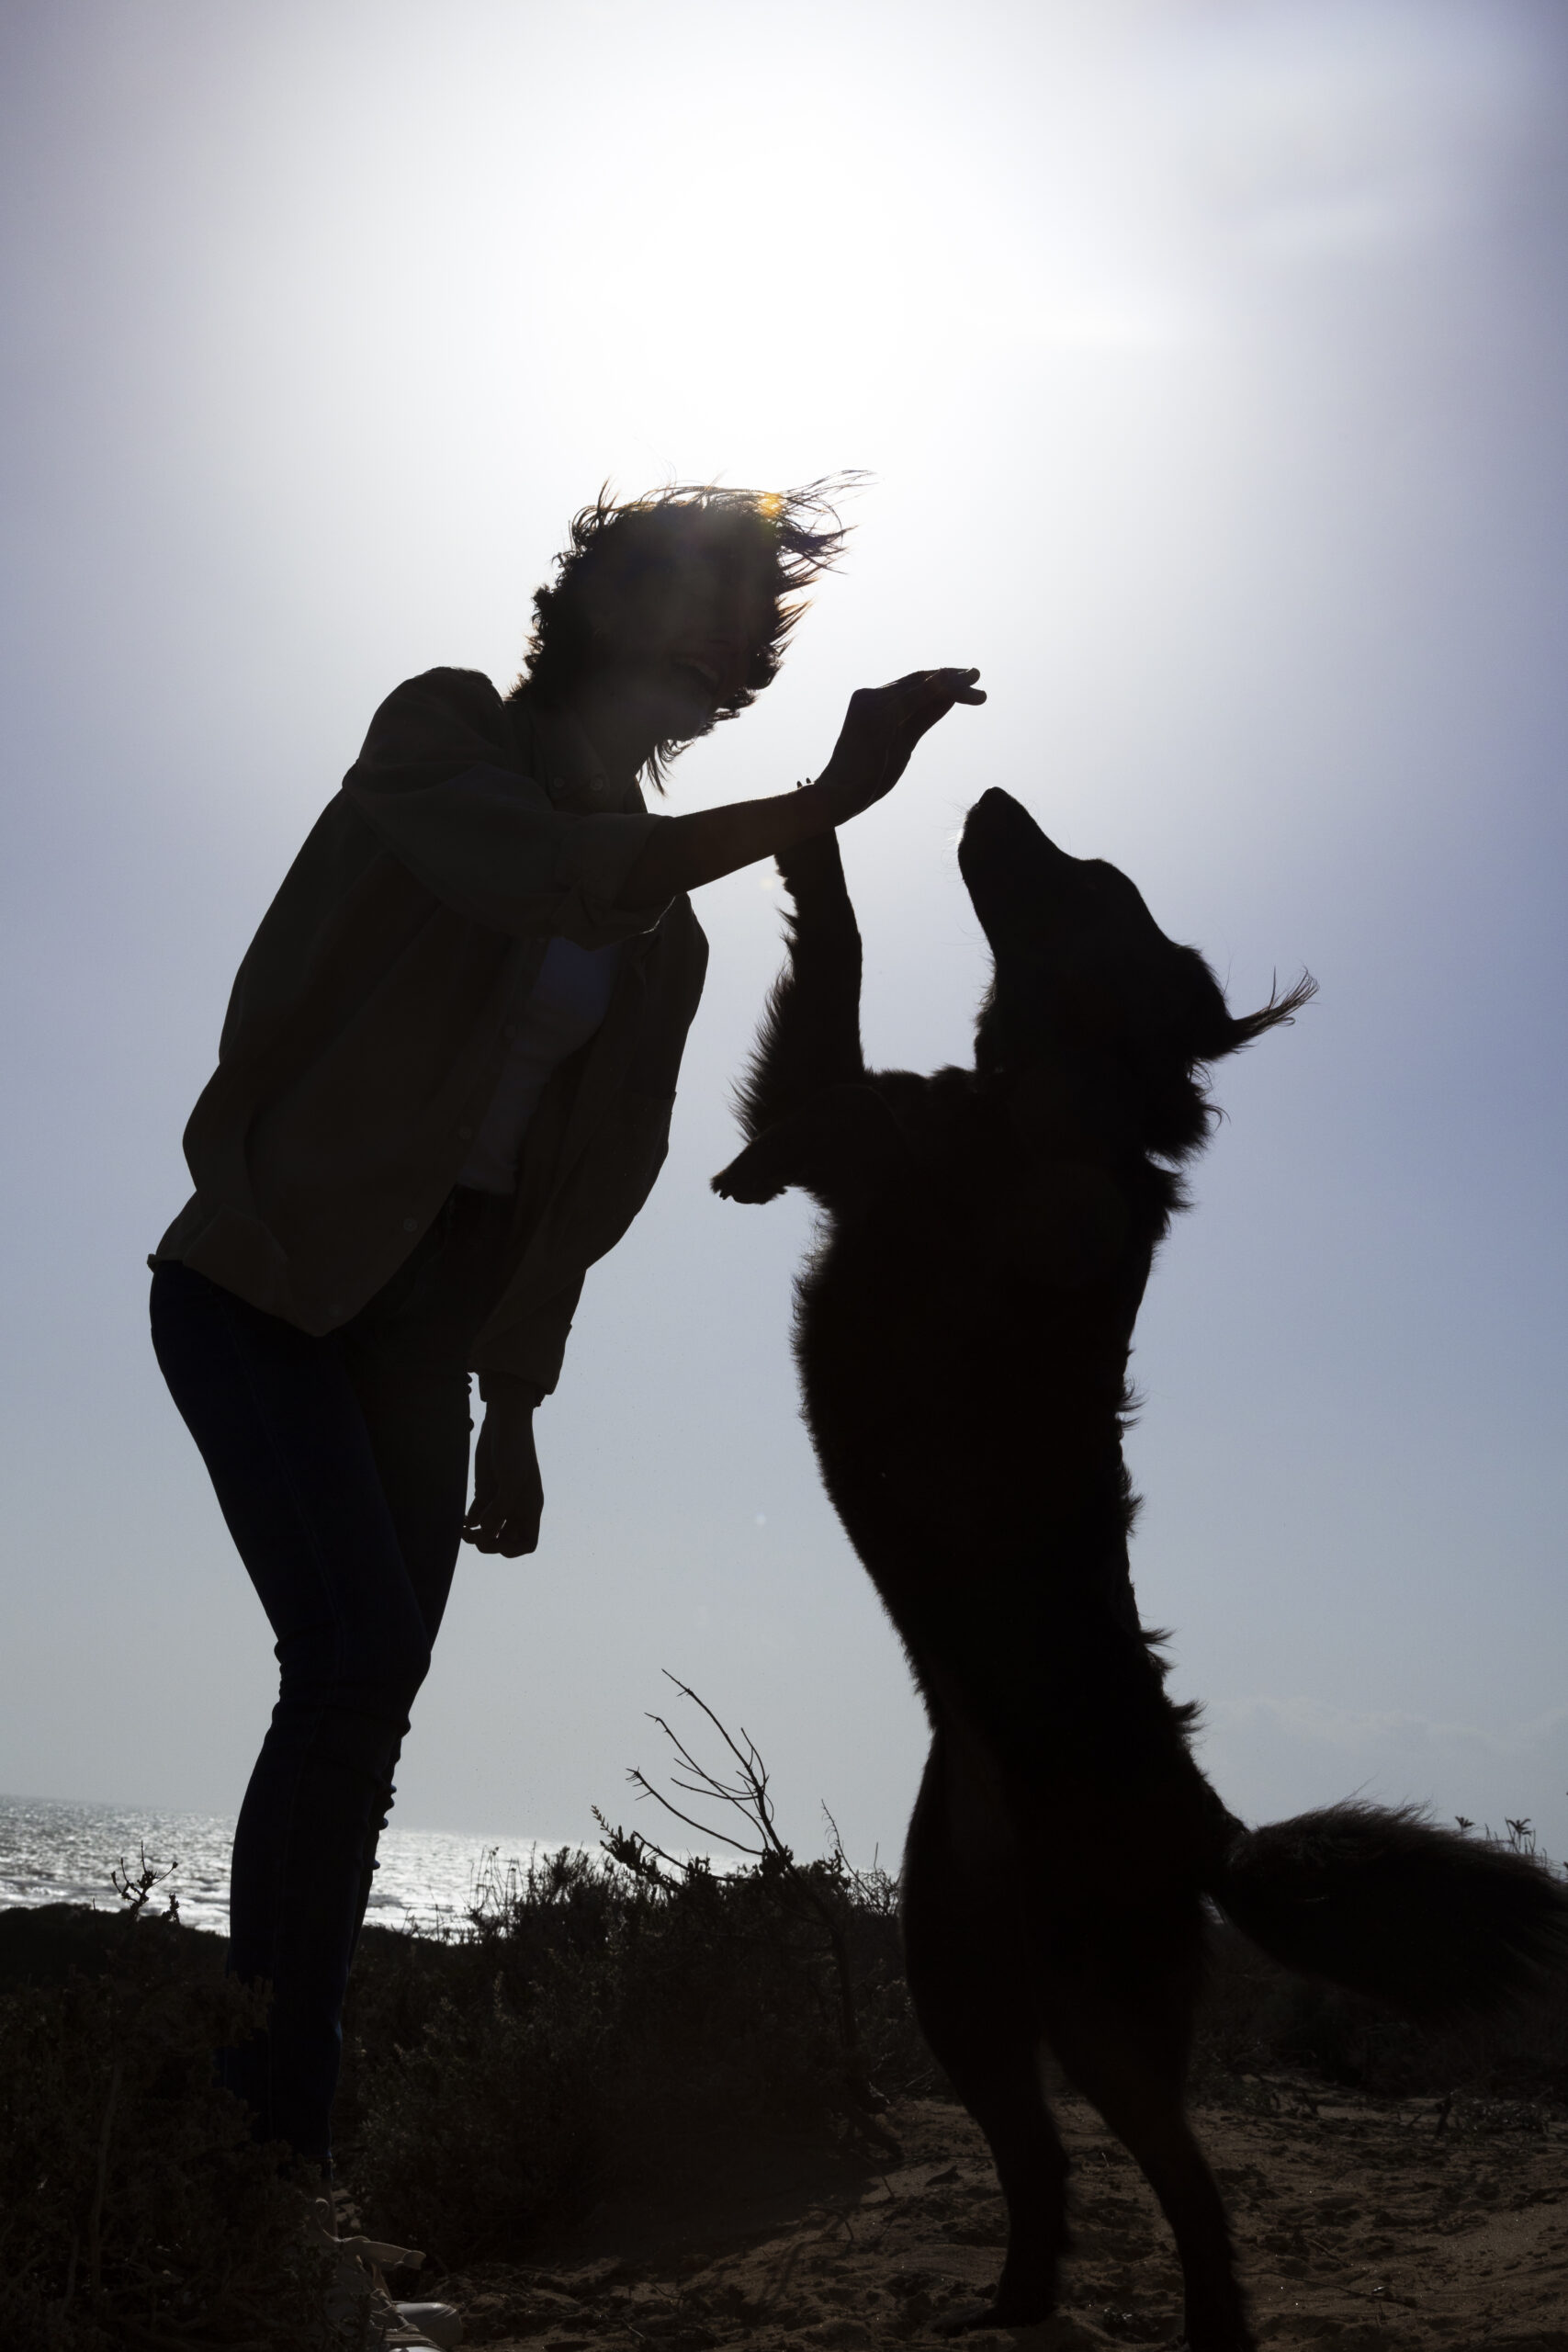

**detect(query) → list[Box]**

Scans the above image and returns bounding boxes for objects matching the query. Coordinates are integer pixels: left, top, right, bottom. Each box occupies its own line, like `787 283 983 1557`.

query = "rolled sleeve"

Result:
344 763 670 946
474 1275 584 1397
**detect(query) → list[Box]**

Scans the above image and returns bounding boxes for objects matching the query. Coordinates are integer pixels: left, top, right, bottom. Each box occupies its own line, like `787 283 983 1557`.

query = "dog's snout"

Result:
961 789 1066 874
962 787 1023 842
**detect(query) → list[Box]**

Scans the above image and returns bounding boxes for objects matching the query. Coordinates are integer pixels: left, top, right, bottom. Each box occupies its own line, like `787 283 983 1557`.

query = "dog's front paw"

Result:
711 1148 787 1204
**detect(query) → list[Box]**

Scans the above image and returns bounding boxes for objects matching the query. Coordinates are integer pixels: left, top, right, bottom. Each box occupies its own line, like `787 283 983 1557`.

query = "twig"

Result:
87 2061 122 2296
629 1676 866 2055
626 1769 759 1857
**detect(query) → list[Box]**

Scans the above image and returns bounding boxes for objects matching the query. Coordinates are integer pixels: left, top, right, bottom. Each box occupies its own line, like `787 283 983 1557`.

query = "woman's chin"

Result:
653 689 720 746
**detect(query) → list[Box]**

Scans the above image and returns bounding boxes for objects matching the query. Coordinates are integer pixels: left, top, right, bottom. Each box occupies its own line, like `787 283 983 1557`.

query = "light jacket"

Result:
153 667 709 1394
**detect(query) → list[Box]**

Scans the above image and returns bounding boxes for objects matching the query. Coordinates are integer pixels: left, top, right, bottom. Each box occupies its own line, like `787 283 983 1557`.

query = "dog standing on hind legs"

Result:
713 790 1568 2351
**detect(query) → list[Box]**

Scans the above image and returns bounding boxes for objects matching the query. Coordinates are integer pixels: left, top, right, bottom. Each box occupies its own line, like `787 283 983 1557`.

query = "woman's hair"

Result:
513 476 863 787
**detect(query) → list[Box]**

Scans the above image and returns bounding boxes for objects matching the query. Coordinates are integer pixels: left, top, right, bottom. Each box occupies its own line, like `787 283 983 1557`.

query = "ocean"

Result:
0 1793 559 1939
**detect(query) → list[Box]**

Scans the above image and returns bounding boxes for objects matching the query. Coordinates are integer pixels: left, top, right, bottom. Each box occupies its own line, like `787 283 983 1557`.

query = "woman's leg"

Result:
338 1355 475 1951
151 1262 436 2163
337 1188 513 1945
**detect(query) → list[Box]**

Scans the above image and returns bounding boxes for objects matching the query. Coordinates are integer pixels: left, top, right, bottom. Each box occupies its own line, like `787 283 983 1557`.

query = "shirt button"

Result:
403 1217 419 1232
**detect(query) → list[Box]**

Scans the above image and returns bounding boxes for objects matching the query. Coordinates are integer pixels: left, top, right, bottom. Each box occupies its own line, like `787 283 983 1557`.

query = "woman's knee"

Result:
276 1617 433 1724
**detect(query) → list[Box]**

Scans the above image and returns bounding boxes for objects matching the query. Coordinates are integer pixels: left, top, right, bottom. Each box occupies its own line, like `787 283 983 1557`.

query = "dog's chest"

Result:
801 1122 1139 1372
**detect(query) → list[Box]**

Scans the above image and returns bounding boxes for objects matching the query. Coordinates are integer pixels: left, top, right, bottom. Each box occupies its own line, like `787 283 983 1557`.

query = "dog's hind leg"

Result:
1045 1957 1253 2352
902 1736 1068 2333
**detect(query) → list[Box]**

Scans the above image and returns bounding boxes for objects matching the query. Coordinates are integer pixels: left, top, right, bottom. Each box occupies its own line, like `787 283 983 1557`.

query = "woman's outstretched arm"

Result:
614 666 984 907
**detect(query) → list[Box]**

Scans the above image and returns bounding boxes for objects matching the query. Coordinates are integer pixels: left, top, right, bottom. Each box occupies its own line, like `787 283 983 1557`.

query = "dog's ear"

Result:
1190 970 1317 1063
712 1084 913 1216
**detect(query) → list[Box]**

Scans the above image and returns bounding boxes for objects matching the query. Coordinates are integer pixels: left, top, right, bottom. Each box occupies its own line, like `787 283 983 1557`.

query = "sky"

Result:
2 0 1565 1873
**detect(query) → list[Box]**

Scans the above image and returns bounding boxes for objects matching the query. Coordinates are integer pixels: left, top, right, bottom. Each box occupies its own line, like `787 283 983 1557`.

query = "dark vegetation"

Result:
3 1710 1562 2349
0 1904 336 2350
0 1690 919 2348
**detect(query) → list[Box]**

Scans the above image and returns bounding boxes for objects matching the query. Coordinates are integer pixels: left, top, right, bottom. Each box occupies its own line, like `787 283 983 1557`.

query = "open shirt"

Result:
152 667 709 1395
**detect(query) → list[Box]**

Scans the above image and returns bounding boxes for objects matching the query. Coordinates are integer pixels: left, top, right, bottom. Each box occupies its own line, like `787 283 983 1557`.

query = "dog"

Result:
713 790 1567 2352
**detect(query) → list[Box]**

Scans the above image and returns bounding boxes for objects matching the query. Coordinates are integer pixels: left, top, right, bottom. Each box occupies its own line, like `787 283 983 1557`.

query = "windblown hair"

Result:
513 476 863 788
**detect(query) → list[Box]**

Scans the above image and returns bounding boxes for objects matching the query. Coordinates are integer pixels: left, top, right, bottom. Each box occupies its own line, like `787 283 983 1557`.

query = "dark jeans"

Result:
150 1188 513 2161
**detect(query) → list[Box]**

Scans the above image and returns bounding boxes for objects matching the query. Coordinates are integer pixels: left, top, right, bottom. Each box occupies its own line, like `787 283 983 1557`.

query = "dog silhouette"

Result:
714 791 1566 2351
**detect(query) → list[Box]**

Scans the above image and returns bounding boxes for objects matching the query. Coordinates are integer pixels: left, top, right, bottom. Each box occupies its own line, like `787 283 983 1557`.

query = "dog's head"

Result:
958 788 1313 1162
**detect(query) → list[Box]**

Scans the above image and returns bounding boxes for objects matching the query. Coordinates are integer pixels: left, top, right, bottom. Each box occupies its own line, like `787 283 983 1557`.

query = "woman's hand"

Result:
817 667 986 822
613 665 984 908
464 1382 545 1556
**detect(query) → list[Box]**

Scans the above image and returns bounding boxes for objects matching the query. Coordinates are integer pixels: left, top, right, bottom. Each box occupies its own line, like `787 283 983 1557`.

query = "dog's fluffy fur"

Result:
713 791 1567 2352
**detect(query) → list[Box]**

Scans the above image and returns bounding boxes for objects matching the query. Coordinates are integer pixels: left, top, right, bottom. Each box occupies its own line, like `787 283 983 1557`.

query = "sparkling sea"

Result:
0 1793 560 1939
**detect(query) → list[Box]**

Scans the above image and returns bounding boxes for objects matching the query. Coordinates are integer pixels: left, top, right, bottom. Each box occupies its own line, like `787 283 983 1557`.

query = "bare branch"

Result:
641 1691 794 1861
627 1766 761 1857
623 1675 871 2063
662 1673 784 1839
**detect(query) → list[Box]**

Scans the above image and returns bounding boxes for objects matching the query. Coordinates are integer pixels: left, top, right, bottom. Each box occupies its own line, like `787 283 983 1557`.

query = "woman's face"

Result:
577 515 776 744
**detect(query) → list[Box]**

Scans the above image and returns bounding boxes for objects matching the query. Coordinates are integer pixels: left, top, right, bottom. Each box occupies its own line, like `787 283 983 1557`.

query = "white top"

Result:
458 934 624 1194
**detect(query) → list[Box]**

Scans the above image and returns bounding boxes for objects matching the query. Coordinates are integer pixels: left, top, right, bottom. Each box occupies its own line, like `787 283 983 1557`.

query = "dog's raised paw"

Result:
710 1157 786 1204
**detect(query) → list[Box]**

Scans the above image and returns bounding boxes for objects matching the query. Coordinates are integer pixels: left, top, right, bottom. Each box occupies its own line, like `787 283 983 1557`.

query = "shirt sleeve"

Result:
473 1274 585 1396
341 669 671 948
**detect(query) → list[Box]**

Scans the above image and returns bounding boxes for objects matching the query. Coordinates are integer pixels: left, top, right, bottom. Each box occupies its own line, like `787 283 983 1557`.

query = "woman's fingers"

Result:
897 667 986 743
840 670 981 755
887 665 986 708
463 1467 543 1561
463 1476 542 1555
462 1395 543 1554
847 667 983 722
853 669 986 756
877 668 986 775
465 1501 541 1556
819 666 986 820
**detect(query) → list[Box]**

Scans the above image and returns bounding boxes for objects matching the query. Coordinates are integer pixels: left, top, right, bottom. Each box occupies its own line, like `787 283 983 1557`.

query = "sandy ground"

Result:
432 2085 1568 2351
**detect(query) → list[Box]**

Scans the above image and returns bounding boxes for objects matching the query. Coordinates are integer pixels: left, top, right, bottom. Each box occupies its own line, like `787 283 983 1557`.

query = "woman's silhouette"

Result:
148 479 983 2172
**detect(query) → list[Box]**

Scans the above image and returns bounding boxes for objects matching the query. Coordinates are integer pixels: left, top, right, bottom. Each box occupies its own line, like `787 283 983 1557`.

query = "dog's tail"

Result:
1207 1801 1568 2017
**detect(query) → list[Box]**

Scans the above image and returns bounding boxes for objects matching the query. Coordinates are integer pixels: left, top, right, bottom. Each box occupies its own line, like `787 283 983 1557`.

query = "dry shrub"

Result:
338 1839 925 2265
0 1908 337 2351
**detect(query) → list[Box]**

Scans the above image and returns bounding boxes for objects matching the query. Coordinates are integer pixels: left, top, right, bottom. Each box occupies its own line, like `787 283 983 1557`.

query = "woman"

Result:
149 480 984 2170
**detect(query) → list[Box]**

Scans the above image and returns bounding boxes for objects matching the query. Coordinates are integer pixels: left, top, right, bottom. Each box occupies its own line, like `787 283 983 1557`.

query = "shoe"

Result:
311 2200 464 2346
385 2304 464 2348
